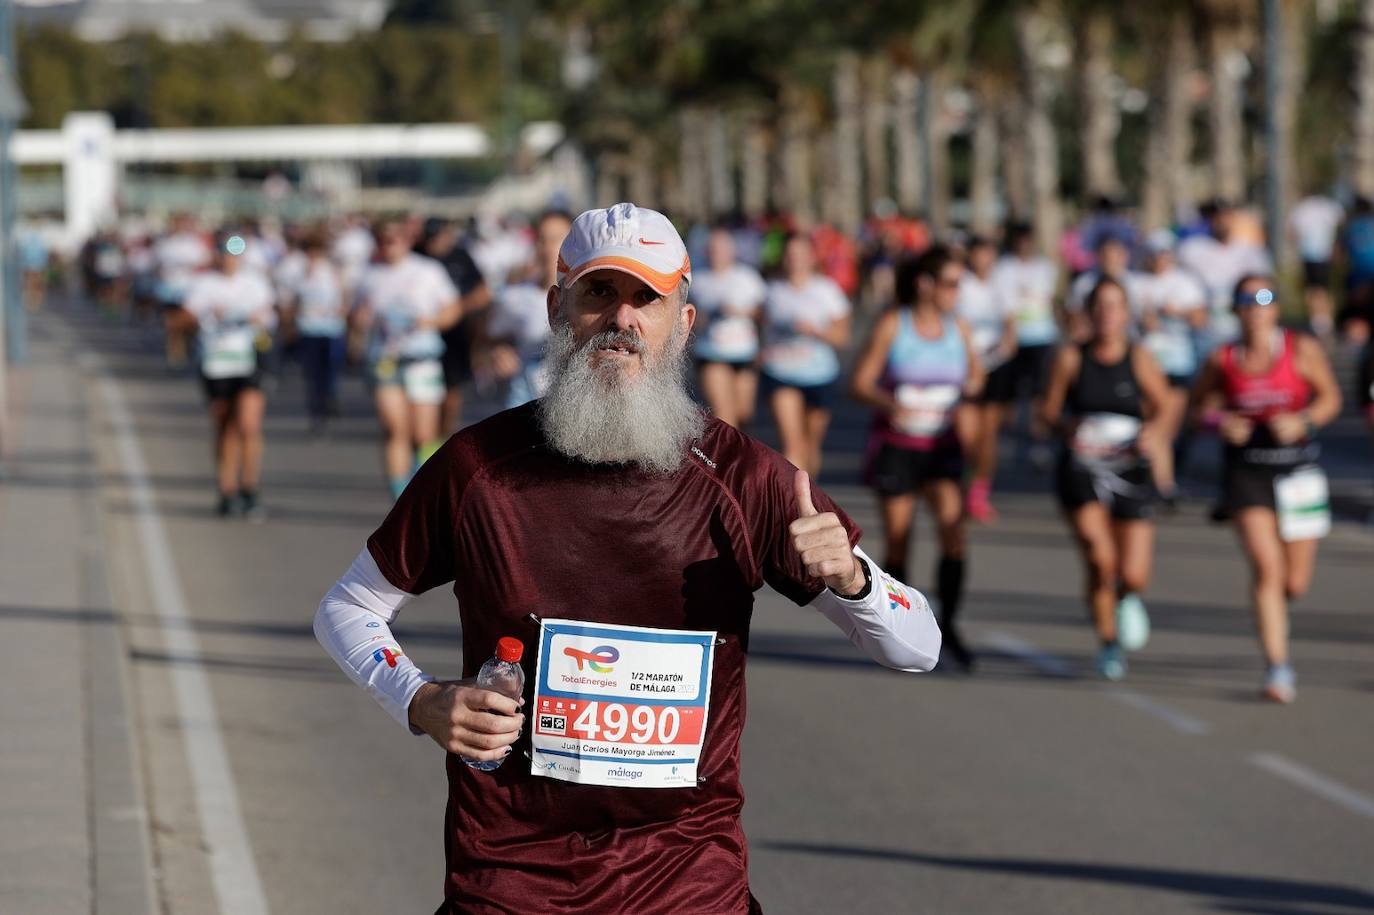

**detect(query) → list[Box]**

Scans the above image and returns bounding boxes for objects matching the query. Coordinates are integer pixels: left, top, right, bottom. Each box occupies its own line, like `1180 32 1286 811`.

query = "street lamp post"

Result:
1263 0 1287 268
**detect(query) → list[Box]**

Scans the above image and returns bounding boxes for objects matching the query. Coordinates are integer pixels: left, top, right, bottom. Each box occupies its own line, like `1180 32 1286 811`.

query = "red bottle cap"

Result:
496 637 524 663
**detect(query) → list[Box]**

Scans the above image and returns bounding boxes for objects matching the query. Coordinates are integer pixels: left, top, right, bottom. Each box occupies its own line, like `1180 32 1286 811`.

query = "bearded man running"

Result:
315 203 941 914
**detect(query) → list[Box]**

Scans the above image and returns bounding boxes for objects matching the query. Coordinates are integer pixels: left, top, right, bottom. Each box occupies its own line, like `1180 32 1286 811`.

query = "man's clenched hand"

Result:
789 470 864 596
408 680 525 760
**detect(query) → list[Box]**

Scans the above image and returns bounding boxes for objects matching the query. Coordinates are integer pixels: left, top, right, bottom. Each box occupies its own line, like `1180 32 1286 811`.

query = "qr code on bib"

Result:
540 715 567 732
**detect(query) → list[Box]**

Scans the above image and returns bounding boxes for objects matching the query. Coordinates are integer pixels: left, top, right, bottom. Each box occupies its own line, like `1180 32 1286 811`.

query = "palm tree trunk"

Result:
780 85 816 223
705 108 735 218
741 116 770 220
1270 0 1307 266
923 70 952 235
1000 96 1030 221
1354 0 1374 197
678 109 710 221
628 137 657 210
1142 9 1197 229
892 66 924 214
832 54 864 233
1077 9 1122 199
969 88 1000 235
1015 4 1063 254
862 56 891 211
1207 13 1248 201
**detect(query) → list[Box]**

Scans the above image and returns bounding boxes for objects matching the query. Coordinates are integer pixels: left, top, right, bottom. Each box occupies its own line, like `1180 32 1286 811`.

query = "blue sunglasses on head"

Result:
1234 287 1275 308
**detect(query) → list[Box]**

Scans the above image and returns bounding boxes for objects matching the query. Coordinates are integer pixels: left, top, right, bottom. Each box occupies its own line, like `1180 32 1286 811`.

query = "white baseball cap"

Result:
557 202 691 296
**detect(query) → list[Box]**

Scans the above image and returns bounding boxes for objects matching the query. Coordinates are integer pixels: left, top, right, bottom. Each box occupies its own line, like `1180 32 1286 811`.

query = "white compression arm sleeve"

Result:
314 547 434 731
809 545 942 672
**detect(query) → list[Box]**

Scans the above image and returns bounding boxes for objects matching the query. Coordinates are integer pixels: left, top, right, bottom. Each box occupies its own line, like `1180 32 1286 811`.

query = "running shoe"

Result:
1262 663 1297 704
217 493 242 519
965 479 999 524
1115 593 1151 652
1095 643 1126 681
239 490 267 523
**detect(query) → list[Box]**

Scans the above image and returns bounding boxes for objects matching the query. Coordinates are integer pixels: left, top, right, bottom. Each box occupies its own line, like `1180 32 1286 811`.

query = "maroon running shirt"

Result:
367 402 861 914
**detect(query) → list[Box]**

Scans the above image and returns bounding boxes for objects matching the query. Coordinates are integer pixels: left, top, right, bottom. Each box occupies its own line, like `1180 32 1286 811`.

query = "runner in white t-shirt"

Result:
332 215 376 291
692 227 768 428
1064 235 1146 343
989 223 1062 473
282 230 348 433
155 214 212 368
1177 204 1272 353
1288 193 1345 338
353 219 462 499
761 233 852 476
956 236 1016 522
483 210 570 409
1135 231 1207 505
178 231 276 519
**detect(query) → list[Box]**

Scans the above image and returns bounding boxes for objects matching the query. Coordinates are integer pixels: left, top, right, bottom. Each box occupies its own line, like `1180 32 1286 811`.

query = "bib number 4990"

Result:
569 701 682 744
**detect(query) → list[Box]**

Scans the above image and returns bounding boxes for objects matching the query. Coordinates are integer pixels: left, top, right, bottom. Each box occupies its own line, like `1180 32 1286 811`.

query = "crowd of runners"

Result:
26 190 1374 705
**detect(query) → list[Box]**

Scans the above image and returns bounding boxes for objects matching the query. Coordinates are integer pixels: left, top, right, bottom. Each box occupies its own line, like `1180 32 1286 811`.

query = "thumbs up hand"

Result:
789 470 865 596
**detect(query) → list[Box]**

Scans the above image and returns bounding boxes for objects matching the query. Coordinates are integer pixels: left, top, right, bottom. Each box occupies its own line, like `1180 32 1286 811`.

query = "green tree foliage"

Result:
15 23 545 130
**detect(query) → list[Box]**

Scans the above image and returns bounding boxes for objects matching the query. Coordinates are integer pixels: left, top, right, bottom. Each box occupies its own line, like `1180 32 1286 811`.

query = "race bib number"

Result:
707 316 757 360
1275 465 1330 542
1073 413 1141 460
1143 331 1189 373
202 327 256 379
531 619 715 789
893 384 961 438
402 359 445 404
1014 289 1051 327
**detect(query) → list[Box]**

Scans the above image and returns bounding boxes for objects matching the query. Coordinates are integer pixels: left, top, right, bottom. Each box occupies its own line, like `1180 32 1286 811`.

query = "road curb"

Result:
59 308 161 915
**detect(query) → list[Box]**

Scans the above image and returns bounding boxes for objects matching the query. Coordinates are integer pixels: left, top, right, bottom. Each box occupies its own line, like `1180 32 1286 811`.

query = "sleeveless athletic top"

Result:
1067 344 1143 418
1219 330 1311 421
875 310 967 450
1065 343 1143 464
1219 329 1315 465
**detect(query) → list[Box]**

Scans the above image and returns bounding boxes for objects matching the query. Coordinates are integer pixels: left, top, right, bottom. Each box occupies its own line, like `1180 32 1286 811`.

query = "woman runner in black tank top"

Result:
1042 277 1170 682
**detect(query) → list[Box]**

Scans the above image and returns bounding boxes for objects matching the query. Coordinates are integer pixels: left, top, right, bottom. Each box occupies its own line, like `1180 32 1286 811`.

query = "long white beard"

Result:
537 315 705 474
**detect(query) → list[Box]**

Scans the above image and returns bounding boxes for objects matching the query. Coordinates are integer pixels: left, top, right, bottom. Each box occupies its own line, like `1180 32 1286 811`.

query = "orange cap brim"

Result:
560 255 689 296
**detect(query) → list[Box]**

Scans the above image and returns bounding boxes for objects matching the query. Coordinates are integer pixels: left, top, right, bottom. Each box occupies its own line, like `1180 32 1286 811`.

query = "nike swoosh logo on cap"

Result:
639 238 665 246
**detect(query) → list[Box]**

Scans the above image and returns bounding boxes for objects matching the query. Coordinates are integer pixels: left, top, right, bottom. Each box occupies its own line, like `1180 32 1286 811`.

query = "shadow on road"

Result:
760 840 1374 913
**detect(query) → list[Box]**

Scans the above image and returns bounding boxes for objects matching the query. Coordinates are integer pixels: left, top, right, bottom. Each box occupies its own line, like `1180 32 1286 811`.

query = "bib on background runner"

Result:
1072 413 1142 462
202 326 257 379
706 315 758 362
531 619 715 789
402 359 445 404
893 383 961 438
1275 465 1330 542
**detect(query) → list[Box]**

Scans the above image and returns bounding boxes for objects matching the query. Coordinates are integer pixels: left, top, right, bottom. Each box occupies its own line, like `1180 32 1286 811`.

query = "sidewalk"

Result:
0 307 156 914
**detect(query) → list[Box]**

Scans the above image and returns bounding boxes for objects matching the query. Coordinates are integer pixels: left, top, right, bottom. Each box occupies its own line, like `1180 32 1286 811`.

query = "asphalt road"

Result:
26 300 1374 913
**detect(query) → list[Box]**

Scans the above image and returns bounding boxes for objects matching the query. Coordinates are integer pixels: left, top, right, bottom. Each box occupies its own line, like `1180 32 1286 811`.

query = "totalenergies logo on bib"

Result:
564 644 620 673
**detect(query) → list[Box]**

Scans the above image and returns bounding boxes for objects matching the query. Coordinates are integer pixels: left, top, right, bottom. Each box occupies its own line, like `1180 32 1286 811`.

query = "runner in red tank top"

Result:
1190 275 1342 703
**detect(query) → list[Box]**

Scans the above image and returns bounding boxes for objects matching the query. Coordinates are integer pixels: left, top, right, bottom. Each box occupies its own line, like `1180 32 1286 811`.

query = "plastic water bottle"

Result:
462 636 526 772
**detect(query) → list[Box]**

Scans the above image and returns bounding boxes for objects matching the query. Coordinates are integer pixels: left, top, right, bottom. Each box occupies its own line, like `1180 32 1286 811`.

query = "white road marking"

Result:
984 631 1211 735
101 377 270 915
1249 752 1374 821
982 630 1075 677
1109 689 1211 736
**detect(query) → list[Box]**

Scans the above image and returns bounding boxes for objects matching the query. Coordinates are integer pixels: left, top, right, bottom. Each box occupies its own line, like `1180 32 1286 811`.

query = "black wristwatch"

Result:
830 556 873 601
